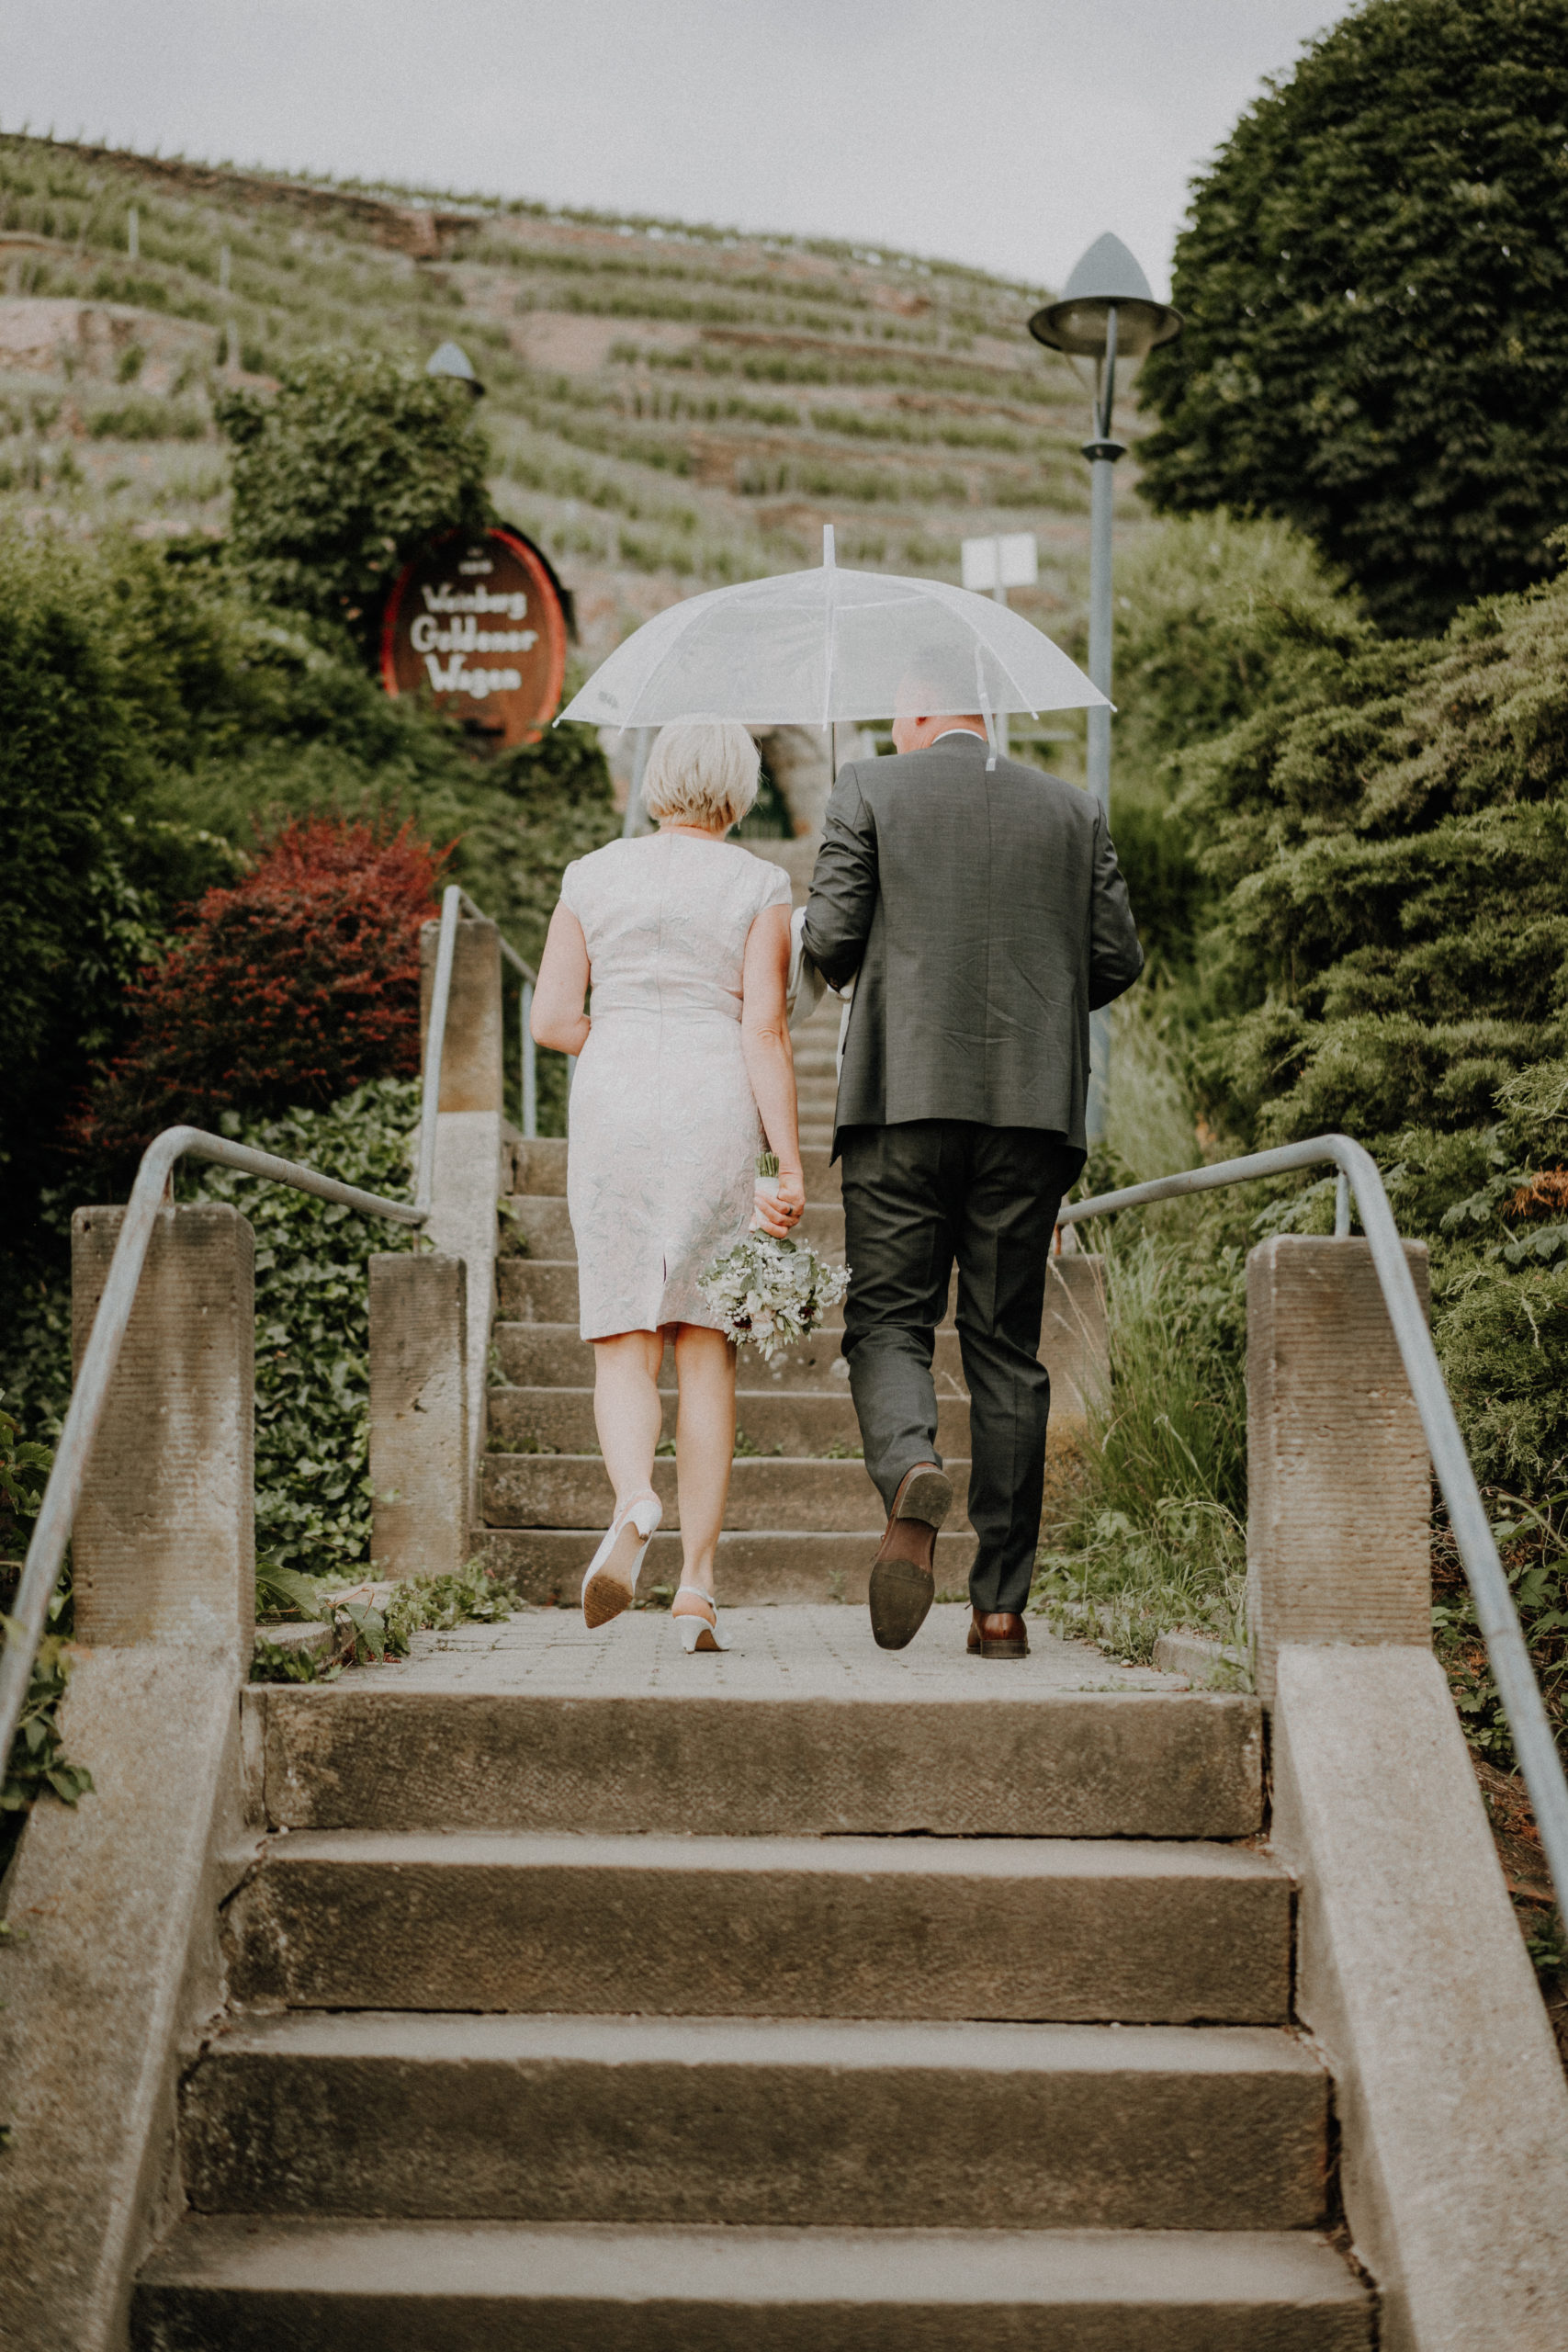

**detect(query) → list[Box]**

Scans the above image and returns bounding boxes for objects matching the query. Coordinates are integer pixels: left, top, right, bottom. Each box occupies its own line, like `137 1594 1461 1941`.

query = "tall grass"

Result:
1035 996 1251 1670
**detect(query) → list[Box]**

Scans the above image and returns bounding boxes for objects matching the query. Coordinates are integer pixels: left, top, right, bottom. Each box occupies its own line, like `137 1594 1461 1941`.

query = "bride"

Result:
529 718 806 1652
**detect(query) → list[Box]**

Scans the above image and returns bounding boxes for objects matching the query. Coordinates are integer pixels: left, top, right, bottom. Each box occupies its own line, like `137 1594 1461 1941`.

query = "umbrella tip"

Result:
822 524 836 569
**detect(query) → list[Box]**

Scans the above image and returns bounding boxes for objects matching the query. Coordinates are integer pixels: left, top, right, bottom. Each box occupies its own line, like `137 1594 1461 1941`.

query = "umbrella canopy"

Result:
559 528 1108 732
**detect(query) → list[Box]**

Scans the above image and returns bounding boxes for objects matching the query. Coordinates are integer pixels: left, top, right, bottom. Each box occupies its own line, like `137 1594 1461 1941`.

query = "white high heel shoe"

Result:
581 1492 661 1630
672 1584 731 1654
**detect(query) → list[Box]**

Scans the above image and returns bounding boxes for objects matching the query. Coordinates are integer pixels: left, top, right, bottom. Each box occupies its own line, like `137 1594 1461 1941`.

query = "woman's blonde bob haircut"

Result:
641 717 761 831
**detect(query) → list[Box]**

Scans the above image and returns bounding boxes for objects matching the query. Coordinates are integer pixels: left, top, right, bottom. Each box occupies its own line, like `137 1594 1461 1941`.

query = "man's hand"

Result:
754 1166 806 1237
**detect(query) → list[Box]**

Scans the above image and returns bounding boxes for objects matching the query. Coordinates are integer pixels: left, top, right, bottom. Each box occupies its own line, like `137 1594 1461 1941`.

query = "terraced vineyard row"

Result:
0 131 1150 681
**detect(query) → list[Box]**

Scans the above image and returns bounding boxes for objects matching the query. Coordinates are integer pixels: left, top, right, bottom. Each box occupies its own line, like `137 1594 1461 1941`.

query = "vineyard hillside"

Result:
0 132 1146 704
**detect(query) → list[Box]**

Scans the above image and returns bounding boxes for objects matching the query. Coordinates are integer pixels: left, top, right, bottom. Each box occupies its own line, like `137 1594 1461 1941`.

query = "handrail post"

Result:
522 980 537 1139
70 1200 255 1656
1246 1233 1433 1700
416 885 461 1212
417 899 506 1522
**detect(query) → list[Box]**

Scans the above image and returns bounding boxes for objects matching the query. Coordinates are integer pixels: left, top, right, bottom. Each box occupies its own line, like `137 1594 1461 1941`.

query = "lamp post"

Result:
1029 233 1180 1139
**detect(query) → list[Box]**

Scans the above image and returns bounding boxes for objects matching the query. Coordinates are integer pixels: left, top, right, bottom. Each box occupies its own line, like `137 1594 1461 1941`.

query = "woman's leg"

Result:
591 1329 665 1510
671 1323 736 1599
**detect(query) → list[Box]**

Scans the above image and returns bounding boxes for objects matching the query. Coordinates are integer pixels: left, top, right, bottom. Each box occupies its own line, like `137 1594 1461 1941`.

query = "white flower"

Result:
699 1233 852 1364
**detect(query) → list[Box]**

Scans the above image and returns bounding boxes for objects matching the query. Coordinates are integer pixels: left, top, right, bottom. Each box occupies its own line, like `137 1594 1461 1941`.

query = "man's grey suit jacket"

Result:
799 730 1144 1158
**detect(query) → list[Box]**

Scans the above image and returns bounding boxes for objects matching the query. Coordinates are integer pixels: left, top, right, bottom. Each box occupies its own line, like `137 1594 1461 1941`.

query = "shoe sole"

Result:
977 1642 1030 1659
868 1466 953 1651
581 1521 646 1630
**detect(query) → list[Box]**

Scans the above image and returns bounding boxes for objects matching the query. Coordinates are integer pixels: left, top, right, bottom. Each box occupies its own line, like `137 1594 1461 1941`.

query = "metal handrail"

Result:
1060 1130 1568 1923
0 883 539 1778
0 1125 425 1773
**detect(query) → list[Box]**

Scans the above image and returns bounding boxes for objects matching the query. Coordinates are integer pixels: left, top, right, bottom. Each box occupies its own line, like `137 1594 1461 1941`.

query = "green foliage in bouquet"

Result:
700 1232 850 1365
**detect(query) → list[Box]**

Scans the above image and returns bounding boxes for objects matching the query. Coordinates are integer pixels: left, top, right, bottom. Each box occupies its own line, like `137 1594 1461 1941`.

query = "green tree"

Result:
0 532 237 1237
216 349 492 649
1138 0 1568 637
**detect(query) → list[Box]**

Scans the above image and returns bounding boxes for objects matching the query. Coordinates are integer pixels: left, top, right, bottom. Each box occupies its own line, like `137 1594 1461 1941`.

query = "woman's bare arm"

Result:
530 900 591 1056
740 900 804 1235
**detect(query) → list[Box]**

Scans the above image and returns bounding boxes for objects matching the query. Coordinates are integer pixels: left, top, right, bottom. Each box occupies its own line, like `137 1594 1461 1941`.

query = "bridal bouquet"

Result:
700 1159 850 1364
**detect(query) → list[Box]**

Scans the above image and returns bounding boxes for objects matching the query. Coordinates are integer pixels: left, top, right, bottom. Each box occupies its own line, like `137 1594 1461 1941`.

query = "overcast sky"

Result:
0 1 1342 294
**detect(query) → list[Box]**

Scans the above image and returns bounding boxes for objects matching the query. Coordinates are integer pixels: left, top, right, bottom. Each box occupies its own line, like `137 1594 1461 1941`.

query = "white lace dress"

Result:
561 833 793 1340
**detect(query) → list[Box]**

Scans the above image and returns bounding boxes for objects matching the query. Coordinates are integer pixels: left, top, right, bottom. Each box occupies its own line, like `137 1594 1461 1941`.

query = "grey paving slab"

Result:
349 1603 1184 1698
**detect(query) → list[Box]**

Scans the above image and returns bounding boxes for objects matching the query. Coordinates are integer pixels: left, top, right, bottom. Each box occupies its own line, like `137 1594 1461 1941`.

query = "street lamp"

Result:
1029 233 1180 1138
426 339 486 399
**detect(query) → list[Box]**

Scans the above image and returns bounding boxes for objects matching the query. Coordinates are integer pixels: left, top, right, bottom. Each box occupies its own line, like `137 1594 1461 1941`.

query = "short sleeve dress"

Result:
560 833 793 1340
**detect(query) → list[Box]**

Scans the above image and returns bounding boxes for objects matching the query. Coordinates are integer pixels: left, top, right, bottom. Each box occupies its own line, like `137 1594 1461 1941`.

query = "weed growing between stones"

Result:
251 1555 523 1681
0 1402 91 1878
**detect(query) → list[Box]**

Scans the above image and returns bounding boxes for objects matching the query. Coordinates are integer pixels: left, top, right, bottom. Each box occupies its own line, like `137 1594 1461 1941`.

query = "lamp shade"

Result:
425 339 486 397
1029 233 1182 361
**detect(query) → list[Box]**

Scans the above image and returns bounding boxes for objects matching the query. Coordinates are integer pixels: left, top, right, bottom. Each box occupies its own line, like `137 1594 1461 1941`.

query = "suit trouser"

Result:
838 1121 1082 1619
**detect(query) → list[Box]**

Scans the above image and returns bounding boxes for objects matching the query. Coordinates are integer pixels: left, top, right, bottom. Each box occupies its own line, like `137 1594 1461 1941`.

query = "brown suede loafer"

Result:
867 1462 953 1650
967 1607 1030 1659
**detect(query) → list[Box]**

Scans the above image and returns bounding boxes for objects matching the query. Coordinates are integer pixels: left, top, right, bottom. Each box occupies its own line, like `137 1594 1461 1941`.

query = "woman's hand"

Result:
754 1165 805 1237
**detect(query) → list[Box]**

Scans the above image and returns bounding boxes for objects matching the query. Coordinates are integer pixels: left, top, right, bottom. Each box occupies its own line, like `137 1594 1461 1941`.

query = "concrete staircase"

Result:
478 983 986 1607
132 1609 1371 2346
123 875 1371 2342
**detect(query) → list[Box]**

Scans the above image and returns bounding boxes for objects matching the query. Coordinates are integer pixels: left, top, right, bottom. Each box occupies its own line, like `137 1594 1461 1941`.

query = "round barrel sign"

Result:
379 525 569 748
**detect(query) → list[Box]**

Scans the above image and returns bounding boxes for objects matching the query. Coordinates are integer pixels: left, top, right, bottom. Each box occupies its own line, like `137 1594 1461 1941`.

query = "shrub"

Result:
1 1402 90 1879
76 818 446 1159
187 1080 422 1581
1186 562 1568 1150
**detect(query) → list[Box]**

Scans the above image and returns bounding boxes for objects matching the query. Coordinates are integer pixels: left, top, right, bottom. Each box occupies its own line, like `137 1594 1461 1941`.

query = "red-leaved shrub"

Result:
76 818 449 1156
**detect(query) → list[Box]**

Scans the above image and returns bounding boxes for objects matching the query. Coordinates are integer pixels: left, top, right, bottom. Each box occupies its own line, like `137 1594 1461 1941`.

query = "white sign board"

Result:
961 532 1039 593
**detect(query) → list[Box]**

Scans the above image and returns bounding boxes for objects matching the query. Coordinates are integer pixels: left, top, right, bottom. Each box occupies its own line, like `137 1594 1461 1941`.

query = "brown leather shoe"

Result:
967 1607 1030 1659
867 1463 953 1650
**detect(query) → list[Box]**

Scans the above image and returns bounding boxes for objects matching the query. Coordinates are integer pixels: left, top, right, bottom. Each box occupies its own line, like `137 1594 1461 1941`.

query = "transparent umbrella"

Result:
558 528 1107 741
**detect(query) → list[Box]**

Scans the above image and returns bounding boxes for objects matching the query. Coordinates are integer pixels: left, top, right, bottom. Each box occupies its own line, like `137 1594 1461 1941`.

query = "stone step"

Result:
224 1833 1292 2021
507 1198 845 1260
253 1675 1264 1838
177 2013 1325 2232
487 1385 964 1460
480 1453 972 1533
514 1140 842 1202
473 1526 979 1606
132 2218 1372 2351
493 1323 969 1393
499 1258 878 1328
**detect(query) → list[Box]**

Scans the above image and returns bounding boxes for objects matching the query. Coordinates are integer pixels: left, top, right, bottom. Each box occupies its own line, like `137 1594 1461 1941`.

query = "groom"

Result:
799 684 1143 1657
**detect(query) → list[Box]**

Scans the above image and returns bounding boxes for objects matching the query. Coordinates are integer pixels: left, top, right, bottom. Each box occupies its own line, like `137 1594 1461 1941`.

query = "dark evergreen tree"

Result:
1138 0 1568 637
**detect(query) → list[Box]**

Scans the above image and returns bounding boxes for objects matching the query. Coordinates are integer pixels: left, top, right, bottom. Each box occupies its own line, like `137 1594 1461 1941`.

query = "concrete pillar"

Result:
420 914 502 1114
70 1203 254 1657
1246 1235 1431 1701
419 914 505 1516
368 1252 468 1580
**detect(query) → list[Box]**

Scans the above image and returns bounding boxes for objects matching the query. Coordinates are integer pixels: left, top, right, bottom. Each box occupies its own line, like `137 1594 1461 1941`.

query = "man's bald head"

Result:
889 654 983 752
